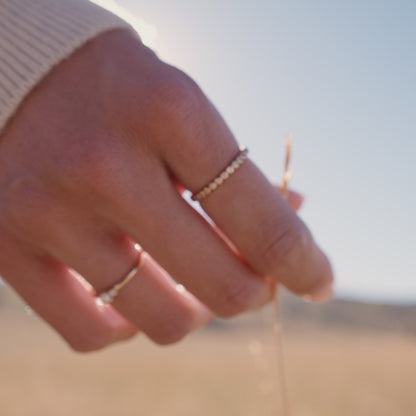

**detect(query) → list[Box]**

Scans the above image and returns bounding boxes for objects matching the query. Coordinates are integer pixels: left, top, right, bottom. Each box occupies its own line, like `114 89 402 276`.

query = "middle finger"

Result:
104 171 275 317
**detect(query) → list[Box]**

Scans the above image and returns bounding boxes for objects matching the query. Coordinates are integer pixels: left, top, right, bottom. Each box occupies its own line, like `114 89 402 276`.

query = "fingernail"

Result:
192 307 214 330
303 282 334 303
297 194 306 210
175 284 214 330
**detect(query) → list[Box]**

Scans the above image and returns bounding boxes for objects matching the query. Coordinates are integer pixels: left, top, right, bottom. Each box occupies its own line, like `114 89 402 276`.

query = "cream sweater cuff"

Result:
0 0 135 134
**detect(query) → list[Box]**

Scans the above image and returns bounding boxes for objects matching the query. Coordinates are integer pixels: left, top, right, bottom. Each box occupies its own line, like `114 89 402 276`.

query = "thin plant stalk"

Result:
274 134 293 416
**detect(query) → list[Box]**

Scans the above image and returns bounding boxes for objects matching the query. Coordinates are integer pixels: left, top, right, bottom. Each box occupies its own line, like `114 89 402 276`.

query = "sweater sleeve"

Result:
0 0 136 134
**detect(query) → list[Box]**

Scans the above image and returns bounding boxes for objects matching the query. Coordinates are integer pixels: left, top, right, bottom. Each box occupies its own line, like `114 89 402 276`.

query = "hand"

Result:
0 29 333 351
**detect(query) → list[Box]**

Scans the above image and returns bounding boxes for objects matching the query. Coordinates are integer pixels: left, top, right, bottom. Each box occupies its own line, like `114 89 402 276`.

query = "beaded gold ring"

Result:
191 146 249 201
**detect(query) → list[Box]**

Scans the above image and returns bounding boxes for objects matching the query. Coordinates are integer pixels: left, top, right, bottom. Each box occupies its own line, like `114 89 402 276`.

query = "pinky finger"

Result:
0 239 137 352
275 186 305 212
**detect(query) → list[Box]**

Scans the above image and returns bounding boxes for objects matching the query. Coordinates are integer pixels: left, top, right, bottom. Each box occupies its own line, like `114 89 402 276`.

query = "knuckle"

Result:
215 279 267 318
54 133 122 195
260 222 311 281
148 71 201 115
142 71 203 138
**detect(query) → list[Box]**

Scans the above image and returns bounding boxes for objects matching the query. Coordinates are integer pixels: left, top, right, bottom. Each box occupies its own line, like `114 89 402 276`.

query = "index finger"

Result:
201 157 333 299
159 94 333 301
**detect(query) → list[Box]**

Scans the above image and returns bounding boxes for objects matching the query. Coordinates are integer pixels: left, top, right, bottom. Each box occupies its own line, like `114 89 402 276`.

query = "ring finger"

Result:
27 208 214 345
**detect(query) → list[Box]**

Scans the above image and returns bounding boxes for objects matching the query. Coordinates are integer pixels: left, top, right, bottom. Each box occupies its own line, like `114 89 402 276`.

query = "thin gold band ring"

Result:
96 246 143 304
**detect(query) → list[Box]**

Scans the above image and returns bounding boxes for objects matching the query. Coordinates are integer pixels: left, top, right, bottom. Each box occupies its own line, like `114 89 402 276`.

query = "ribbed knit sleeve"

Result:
0 0 135 134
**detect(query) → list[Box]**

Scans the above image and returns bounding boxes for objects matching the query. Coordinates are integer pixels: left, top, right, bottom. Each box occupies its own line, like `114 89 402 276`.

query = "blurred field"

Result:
1 302 415 416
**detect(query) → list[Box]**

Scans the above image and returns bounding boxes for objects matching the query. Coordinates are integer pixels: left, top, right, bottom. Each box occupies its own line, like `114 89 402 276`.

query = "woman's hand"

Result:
0 29 333 351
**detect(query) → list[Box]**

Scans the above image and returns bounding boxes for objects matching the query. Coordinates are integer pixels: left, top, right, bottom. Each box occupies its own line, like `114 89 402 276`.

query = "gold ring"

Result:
191 146 249 201
96 245 143 304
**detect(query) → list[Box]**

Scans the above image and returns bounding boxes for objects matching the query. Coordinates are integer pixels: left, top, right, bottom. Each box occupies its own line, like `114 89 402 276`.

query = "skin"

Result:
0 29 333 352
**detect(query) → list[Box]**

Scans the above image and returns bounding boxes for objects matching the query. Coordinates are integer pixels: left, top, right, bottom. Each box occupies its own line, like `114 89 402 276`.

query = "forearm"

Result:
0 0 134 134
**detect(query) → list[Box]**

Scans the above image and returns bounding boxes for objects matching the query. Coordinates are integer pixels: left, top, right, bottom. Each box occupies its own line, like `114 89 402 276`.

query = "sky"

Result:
115 0 416 303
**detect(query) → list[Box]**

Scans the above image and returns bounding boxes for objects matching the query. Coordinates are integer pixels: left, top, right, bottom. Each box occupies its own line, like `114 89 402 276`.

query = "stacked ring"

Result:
191 146 248 201
96 246 143 304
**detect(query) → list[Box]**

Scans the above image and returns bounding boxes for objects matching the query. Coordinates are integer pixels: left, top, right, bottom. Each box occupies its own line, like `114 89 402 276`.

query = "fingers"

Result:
197 158 333 299
0 29 331 358
142 74 333 300
150 81 333 300
111 252 214 344
39 218 214 345
0 232 137 352
104 175 275 317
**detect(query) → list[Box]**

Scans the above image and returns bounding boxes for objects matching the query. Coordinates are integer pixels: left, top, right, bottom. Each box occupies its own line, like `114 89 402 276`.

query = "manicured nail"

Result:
303 282 334 303
175 284 214 330
191 307 214 330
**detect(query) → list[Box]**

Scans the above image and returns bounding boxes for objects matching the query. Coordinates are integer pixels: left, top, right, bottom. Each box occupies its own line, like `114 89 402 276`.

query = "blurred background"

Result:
1 1 415 415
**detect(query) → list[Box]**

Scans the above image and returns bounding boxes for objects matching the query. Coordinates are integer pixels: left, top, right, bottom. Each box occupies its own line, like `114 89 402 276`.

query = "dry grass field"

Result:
1 300 415 416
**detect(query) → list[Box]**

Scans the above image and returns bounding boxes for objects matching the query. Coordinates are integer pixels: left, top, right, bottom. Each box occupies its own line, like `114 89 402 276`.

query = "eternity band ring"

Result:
191 146 248 201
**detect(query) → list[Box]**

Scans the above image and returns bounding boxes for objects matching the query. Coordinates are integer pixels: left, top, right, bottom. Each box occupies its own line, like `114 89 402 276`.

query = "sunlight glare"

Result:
91 0 158 49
